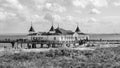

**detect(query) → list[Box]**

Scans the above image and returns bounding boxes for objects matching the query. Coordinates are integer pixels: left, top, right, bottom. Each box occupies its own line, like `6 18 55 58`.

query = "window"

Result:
75 37 77 40
54 37 56 40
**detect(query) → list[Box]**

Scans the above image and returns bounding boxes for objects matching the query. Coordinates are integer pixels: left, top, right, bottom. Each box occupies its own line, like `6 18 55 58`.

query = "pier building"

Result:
27 23 89 47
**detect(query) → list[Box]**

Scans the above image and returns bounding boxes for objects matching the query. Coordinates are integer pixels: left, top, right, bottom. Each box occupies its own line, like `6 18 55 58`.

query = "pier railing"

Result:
1 39 120 44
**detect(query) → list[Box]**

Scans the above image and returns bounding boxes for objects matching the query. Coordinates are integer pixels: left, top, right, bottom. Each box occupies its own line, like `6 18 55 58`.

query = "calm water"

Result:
89 34 120 40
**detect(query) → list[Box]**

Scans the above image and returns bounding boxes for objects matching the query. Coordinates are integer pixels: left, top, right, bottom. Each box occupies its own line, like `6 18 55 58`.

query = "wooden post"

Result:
11 42 15 48
21 43 22 48
48 44 52 48
27 43 32 49
32 43 36 48
41 44 43 48
52 43 55 48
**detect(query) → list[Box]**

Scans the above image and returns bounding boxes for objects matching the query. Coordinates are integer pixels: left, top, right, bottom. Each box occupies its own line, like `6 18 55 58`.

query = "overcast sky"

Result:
0 0 120 34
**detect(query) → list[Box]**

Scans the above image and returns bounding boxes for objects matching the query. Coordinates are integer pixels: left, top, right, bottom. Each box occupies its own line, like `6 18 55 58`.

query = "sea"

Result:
0 34 120 47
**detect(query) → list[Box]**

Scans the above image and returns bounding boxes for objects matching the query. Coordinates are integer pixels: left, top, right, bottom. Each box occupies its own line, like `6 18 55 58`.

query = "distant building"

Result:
27 23 89 43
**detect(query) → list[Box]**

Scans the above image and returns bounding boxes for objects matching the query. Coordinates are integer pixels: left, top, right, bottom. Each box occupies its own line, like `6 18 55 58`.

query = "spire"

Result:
49 22 55 31
75 26 80 33
57 23 60 29
29 21 35 32
55 23 62 34
75 22 81 33
49 25 55 31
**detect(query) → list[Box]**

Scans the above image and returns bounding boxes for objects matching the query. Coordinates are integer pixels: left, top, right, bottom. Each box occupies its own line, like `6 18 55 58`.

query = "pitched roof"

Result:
77 33 85 35
74 26 86 35
49 26 55 31
55 28 74 35
29 26 35 32
75 26 81 33
55 28 62 34
28 33 37 36
41 28 74 35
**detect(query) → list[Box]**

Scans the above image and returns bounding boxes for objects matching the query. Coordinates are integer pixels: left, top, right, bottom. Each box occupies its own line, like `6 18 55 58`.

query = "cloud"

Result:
44 13 63 23
0 0 120 33
45 3 66 12
26 14 44 23
44 13 76 23
90 0 108 7
73 0 89 8
113 2 120 6
53 14 61 22
101 16 120 23
5 0 23 10
89 8 101 14
73 0 108 8
34 0 47 4
88 17 97 23
0 8 4 11
64 15 75 21
0 11 16 20
44 13 54 22
0 12 6 20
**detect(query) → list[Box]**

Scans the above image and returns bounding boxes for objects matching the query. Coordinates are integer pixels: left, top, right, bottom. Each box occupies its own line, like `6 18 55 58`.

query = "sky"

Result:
0 0 120 34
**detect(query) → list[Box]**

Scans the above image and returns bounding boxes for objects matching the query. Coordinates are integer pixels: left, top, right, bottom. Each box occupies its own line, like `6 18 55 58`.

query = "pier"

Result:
1 39 120 49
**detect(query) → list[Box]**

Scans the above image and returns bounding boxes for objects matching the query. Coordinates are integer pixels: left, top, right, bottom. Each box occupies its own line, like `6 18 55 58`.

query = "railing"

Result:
1 38 120 44
0 40 16 43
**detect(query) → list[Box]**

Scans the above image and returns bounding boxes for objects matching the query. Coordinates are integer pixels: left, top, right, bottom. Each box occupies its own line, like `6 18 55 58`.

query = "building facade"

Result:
27 24 89 47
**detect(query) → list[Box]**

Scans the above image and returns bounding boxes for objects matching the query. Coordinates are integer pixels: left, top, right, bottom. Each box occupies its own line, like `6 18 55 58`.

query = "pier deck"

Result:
0 39 120 48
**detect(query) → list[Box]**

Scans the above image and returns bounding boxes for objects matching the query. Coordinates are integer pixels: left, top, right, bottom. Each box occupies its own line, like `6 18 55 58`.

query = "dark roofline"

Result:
49 25 55 31
75 26 80 32
27 33 37 36
29 26 35 32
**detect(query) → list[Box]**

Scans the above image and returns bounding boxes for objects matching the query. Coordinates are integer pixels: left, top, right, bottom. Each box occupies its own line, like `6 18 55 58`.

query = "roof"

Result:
77 33 85 35
27 33 37 36
55 28 74 35
41 32 60 35
29 26 35 32
74 26 86 35
42 28 74 35
49 26 55 31
28 26 86 36
75 26 80 33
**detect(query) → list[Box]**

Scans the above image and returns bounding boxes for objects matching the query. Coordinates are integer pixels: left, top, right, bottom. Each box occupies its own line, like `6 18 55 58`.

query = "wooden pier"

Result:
0 39 120 49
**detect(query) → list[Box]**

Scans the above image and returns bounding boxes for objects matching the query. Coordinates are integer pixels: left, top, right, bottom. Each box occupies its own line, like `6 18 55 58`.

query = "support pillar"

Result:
27 43 31 49
41 44 43 48
32 43 36 48
52 43 55 48
20 43 22 48
11 42 15 48
48 44 52 48
30 43 32 48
